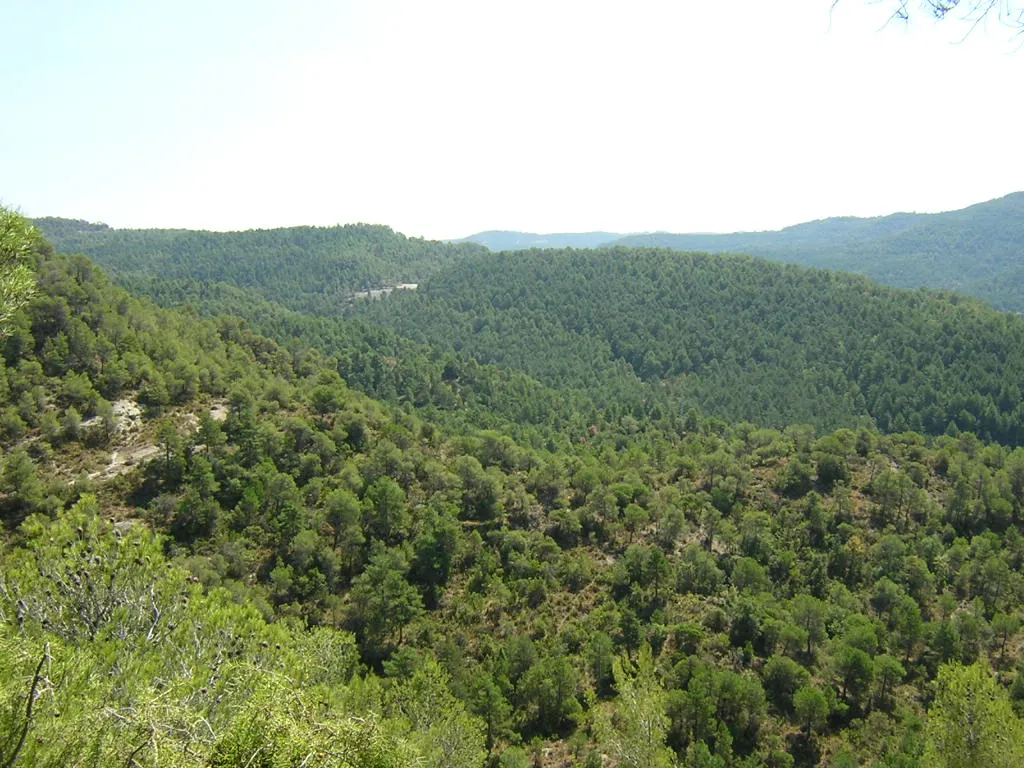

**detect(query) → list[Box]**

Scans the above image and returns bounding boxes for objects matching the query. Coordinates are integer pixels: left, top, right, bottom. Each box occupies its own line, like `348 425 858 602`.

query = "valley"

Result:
4 202 1024 766
7 0 1024 764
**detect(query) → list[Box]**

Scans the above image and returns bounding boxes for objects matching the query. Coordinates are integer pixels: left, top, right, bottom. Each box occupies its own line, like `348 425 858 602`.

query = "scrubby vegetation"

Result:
5 209 1024 766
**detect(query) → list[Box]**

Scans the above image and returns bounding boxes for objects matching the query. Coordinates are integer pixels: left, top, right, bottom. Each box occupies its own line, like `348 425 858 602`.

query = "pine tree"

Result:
923 661 1024 768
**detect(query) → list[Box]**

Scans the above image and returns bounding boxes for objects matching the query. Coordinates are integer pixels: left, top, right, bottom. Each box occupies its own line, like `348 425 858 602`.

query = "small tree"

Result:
873 654 905 710
0 208 39 339
595 644 675 768
793 686 828 734
516 655 580 735
923 660 1024 768
790 595 827 657
348 547 424 657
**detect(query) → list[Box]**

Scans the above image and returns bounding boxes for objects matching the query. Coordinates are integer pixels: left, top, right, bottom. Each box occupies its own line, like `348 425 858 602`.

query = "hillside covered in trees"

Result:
446 193 1024 313
5 209 1024 767
609 192 1024 312
33 218 486 315
350 247 1024 445
32 216 1024 446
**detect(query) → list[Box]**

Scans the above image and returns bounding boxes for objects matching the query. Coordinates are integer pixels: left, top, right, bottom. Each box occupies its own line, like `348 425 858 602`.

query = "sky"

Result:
3 0 1023 239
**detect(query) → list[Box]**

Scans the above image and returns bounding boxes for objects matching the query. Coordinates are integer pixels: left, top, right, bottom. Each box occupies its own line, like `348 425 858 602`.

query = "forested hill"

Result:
35 214 1024 444
8 209 1024 767
32 218 486 315
455 230 622 251
39 190 1024 314
608 192 1024 311
349 247 1024 444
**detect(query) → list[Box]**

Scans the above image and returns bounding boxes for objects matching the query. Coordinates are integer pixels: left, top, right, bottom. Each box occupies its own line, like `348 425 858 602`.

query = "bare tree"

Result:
838 1 1024 36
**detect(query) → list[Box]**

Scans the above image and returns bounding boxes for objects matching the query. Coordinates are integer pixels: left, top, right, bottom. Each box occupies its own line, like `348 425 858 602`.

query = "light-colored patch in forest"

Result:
209 401 229 422
90 443 161 480
88 399 229 480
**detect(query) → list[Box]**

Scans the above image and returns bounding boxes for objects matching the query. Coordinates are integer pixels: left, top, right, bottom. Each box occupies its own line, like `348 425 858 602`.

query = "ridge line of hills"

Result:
38 189 1024 311
458 192 1024 250
454 191 1024 312
31 203 1024 446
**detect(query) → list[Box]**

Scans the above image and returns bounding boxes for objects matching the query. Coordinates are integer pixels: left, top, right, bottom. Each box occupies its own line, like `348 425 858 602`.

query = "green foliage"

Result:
0 501 465 768
611 192 1024 312
349 547 424 658
793 686 829 733
516 655 581 735
347 247 1024 444
923 661 1024 768
35 219 485 316
790 595 827 656
209 680 417 768
7 227 1024 766
594 645 675 768
0 449 46 526
762 656 810 713
0 208 40 338
384 658 486 768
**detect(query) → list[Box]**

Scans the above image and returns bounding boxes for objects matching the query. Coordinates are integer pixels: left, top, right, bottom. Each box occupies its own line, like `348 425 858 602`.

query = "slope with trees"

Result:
609 192 1024 311
41 211 1024 445
33 217 487 315
350 246 1024 444
7 209 1024 766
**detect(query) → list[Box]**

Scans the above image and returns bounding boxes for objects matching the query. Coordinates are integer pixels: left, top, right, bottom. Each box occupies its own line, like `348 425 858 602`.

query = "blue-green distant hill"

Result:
609 192 1024 311
454 193 1024 310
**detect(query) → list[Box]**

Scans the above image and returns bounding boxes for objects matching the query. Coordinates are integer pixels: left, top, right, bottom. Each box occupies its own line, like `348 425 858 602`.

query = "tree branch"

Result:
0 644 49 768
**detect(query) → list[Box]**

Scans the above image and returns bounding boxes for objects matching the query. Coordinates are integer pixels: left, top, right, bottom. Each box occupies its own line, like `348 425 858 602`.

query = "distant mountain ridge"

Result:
454 192 1024 311
34 190 1024 313
609 192 1024 311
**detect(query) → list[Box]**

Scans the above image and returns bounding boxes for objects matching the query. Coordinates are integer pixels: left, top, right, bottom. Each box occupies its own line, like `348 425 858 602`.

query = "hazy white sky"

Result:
3 1 1022 239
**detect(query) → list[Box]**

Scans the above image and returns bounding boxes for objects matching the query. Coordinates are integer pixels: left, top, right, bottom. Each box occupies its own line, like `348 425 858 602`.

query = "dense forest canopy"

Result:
33 218 487 315
33 212 1024 446
5 208 1024 766
608 192 1024 312
350 246 1024 444
450 193 1024 313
